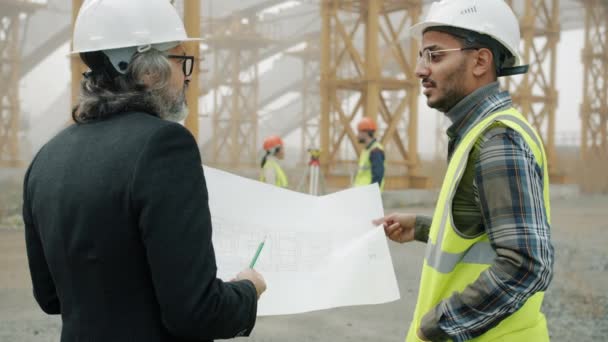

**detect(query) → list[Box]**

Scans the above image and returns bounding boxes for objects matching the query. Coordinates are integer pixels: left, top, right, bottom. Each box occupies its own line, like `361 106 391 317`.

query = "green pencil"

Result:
249 236 267 269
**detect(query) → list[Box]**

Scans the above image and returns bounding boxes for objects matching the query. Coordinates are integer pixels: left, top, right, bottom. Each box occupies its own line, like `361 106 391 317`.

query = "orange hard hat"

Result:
357 117 377 132
263 135 284 151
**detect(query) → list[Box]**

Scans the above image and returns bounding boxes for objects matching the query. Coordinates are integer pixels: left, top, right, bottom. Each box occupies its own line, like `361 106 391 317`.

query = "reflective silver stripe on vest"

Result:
426 110 541 274
426 241 497 274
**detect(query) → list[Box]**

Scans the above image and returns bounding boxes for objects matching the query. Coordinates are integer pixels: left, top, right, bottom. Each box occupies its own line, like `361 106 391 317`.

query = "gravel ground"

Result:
0 196 606 342
541 196 608 341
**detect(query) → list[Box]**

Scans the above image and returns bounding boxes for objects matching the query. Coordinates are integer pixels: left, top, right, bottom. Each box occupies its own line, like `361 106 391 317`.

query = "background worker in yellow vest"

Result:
354 117 386 191
260 135 289 188
374 0 554 341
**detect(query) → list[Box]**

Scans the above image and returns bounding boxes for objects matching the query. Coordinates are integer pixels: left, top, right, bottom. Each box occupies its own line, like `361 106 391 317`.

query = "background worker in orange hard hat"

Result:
260 135 289 188
353 117 385 191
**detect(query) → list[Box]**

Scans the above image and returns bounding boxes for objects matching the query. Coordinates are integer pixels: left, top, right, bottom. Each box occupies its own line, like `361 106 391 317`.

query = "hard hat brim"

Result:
408 21 444 42
71 37 204 55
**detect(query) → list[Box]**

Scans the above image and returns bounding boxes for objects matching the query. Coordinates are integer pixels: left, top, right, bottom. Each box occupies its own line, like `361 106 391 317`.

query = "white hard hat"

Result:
410 0 526 75
72 0 201 74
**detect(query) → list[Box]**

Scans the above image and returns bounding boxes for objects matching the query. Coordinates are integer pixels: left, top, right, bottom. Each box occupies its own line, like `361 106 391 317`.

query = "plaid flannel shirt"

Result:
414 82 554 341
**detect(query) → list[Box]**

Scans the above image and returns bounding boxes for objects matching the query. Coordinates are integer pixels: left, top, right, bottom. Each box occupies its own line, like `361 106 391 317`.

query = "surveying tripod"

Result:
297 148 326 196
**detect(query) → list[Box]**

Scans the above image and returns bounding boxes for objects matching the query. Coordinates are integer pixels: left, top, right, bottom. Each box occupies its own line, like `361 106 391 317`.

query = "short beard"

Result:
429 59 469 113
151 86 189 123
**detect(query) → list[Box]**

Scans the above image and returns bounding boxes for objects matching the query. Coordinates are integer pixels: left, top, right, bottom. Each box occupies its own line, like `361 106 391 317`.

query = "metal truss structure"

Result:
7 1 608 192
206 15 272 167
289 38 321 164
320 0 429 189
503 0 562 179
0 0 42 167
581 0 608 161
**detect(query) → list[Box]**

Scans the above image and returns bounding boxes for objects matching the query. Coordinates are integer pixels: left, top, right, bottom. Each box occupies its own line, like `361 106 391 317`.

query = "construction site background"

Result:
1 0 607 340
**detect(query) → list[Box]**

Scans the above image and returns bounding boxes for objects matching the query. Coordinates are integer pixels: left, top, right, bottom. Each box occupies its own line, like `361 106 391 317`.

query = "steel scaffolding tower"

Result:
289 38 321 164
320 0 429 189
504 0 562 180
581 0 608 161
0 0 42 167
206 15 272 167
70 0 84 110
184 0 201 141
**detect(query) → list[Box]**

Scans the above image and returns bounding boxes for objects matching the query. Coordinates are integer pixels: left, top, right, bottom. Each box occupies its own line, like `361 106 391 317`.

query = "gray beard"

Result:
152 86 189 123
162 100 188 123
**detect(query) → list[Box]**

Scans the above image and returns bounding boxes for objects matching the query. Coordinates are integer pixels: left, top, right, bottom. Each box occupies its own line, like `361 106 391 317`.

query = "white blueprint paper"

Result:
204 166 400 316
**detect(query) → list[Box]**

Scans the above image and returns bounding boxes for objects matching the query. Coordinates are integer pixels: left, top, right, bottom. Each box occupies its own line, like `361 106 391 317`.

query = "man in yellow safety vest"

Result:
353 117 386 191
374 0 554 341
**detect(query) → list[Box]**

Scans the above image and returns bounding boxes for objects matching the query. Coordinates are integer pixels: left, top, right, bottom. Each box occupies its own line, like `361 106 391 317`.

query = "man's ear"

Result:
472 48 494 78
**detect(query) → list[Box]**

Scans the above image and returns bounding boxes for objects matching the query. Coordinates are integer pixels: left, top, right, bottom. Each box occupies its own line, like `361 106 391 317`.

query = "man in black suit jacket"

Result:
22 1 266 341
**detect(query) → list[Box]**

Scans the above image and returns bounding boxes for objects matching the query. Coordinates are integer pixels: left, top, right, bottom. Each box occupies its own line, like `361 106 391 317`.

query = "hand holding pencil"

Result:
235 268 266 299
234 236 268 299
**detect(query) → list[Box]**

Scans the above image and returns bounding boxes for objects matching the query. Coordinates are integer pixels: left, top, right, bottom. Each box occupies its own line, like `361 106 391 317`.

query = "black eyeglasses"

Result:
167 55 195 77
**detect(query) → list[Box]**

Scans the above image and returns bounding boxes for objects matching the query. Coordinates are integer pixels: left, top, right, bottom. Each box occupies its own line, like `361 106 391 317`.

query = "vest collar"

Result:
366 138 377 150
445 82 512 146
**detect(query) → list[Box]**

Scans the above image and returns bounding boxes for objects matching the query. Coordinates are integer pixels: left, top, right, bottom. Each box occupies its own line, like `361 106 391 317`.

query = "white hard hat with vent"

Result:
410 0 527 76
72 0 201 74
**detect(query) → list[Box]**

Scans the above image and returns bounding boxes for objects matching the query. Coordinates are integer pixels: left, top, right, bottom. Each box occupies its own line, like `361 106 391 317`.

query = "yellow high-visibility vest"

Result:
407 108 551 342
354 141 385 191
260 158 288 188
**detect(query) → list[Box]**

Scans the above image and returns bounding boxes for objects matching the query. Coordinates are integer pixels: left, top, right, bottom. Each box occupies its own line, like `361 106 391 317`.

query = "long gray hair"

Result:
73 48 186 123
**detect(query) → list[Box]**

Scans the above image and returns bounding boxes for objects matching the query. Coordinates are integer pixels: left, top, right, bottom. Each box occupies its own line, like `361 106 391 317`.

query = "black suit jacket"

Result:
22 112 257 342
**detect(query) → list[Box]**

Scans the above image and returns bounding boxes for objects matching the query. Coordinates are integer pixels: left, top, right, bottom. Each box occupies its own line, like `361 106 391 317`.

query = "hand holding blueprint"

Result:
204 166 400 316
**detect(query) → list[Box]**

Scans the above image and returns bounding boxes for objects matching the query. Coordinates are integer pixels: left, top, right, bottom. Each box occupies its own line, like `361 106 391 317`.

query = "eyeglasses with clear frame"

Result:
417 47 479 68
167 55 195 77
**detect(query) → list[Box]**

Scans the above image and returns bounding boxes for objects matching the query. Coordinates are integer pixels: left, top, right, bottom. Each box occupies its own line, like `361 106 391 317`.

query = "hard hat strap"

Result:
498 65 529 77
